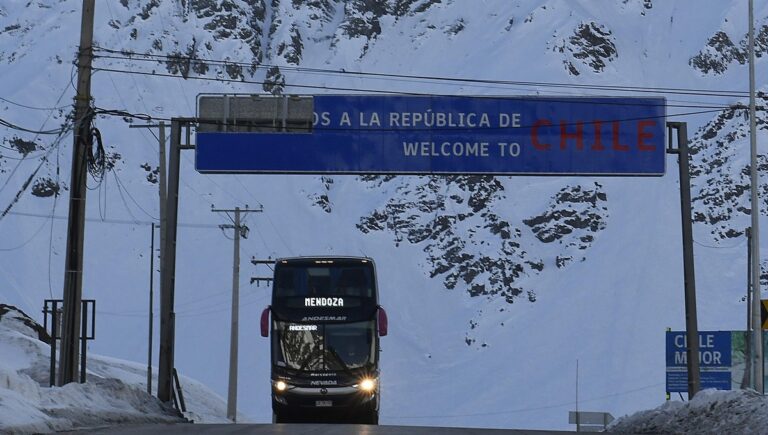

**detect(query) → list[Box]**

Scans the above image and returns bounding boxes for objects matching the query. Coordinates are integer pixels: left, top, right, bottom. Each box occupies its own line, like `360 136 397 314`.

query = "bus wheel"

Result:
359 405 378 425
367 411 379 425
273 411 289 424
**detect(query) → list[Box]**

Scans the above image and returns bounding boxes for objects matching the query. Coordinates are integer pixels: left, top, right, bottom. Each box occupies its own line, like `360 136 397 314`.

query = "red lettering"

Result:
591 120 605 150
532 119 552 150
560 121 584 150
612 121 629 151
637 120 656 151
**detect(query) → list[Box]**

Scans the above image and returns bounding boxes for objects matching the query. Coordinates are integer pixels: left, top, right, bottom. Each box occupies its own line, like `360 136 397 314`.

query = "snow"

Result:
609 389 768 434
0 305 233 433
2 0 768 432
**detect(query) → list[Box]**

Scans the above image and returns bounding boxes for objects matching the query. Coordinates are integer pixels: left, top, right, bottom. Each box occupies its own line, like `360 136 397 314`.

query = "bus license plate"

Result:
315 400 332 407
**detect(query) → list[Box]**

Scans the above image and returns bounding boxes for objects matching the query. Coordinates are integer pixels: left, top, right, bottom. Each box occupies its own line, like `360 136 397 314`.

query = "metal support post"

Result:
747 228 754 389
158 120 182 403
148 222 155 394
667 122 701 398
127 123 167 396
80 302 87 383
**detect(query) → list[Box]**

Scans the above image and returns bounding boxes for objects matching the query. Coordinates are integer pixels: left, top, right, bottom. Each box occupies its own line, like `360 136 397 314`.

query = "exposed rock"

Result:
689 94 768 240
690 25 768 75
140 163 159 184
445 19 465 36
308 176 334 213
523 183 608 250
357 176 543 304
138 0 160 20
553 21 617 75
165 39 208 78
263 65 285 94
275 24 304 64
690 31 746 75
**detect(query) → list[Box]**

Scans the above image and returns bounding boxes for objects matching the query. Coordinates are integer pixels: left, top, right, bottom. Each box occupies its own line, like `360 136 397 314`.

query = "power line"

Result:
111 169 158 220
0 128 71 221
92 65 748 113
47 138 64 299
4 209 219 228
0 71 76 199
91 46 752 99
0 116 67 135
0 209 55 251
693 238 746 249
0 96 70 112
93 98 729 133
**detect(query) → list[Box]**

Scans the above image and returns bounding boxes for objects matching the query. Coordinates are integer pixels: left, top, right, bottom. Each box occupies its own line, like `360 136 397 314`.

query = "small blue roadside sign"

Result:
195 95 666 175
665 331 732 392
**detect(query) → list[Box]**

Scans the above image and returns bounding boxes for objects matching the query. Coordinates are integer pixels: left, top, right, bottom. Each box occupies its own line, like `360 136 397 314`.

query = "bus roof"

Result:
274 256 374 265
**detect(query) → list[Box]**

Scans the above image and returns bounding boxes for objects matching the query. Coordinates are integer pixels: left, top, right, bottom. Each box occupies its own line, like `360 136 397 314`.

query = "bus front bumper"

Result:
272 385 377 411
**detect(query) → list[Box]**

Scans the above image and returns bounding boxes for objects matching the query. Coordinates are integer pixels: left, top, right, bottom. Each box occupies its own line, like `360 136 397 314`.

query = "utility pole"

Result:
749 0 763 395
58 0 96 386
213 206 262 422
746 227 753 389
667 122 701 398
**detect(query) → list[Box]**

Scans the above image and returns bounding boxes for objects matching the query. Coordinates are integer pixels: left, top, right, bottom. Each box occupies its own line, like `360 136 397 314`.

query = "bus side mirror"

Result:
260 306 270 337
377 306 388 337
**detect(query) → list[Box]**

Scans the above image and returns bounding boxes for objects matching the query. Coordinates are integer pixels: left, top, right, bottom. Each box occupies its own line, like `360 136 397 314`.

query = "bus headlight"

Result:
358 378 376 392
275 380 288 392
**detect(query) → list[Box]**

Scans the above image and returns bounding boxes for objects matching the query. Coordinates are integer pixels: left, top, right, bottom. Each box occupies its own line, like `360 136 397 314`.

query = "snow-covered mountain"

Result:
2 0 768 430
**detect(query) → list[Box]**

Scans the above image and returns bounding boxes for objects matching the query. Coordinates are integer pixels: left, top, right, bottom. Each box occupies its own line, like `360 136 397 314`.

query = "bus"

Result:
260 257 388 424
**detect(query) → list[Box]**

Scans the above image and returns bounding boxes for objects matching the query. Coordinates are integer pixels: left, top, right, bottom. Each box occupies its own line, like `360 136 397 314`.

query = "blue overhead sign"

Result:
195 95 666 175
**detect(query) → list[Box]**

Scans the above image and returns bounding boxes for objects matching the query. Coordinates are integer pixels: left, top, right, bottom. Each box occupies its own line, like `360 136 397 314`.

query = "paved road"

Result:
67 423 598 434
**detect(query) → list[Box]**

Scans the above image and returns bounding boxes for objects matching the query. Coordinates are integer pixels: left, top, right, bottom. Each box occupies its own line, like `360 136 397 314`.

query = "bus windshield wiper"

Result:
297 342 323 372
327 345 351 373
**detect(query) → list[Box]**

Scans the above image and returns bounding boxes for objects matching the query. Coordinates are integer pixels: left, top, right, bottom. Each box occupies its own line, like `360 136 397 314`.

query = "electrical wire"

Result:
0 96 70 111
92 65 748 114
91 46 752 99
0 68 75 197
47 137 63 299
4 209 218 228
111 169 156 222
0 128 71 221
91 99 729 135
0 210 54 251
0 117 67 135
693 238 746 249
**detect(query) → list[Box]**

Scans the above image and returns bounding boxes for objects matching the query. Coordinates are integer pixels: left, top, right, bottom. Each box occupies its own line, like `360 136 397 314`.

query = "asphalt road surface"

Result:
67 424 608 434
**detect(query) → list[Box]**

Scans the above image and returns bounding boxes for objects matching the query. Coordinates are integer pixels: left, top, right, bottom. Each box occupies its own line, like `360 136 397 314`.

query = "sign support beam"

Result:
158 119 183 403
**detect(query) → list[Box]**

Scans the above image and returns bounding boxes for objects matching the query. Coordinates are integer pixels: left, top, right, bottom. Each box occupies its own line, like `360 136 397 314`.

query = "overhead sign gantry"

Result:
158 94 707 408
195 95 666 175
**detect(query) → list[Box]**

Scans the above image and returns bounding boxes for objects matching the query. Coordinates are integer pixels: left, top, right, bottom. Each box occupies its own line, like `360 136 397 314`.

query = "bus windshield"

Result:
273 264 375 300
273 320 375 371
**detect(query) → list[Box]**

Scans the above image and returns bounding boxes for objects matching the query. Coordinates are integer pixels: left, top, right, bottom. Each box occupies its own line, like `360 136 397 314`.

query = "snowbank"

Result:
0 304 232 434
608 389 768 434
